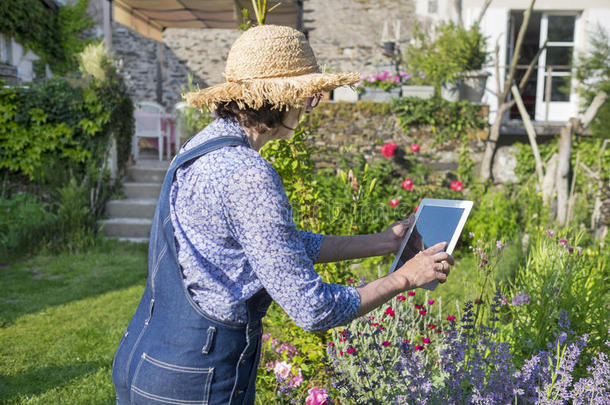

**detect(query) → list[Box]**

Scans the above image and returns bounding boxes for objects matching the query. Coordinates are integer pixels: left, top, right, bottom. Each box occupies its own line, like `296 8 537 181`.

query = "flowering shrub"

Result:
355 71 415 91
327 292 610 404
498 229 609 367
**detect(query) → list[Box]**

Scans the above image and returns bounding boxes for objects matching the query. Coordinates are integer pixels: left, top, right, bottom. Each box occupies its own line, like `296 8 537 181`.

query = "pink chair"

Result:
133 101 168 161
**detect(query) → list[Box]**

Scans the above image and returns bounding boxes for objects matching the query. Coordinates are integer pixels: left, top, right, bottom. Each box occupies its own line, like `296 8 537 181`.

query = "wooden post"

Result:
103 0 112 53
544 66 552 122
556 121 573 225
511 84 544 184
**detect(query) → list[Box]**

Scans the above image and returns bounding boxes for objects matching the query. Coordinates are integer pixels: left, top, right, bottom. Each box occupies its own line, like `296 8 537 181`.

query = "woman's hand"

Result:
394 241 454 289
379 215 416 254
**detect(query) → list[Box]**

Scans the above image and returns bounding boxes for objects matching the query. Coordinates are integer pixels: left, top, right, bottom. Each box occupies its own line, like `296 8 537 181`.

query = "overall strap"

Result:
157 135 250 262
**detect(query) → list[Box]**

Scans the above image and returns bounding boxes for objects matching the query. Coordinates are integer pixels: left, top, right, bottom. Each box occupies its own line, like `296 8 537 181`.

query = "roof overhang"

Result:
113 0 301 42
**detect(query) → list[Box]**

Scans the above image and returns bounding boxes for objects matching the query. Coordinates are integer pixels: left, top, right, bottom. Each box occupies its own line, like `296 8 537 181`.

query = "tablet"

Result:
388 198 473 291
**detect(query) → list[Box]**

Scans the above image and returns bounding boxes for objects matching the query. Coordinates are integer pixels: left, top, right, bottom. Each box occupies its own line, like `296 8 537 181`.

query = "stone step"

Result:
124 182 162 199
100 218 152 239
127 166 168 183
105 198 157 218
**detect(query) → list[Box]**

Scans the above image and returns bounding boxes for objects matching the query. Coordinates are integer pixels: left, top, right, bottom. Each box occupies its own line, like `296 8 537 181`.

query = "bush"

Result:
391 97 488 146
0 193 55 261
404 22 487 90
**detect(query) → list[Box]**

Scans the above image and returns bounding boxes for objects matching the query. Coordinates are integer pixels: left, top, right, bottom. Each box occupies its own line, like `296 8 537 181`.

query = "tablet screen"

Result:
395 205 466 269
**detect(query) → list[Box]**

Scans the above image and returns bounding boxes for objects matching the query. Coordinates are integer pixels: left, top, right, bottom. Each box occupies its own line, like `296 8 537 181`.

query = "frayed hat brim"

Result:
184 71 360 111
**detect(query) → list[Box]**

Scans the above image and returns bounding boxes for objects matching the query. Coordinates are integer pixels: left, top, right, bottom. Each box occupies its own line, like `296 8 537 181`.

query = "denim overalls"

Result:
112 136 273 405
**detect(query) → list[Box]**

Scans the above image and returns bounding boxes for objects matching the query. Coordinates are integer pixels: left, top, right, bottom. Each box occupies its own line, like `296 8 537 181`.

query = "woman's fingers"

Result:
423 241 447 255
433 252 454 265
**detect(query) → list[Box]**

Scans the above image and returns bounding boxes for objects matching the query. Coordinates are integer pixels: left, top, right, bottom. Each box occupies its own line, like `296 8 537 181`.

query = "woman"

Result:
112 25 453 405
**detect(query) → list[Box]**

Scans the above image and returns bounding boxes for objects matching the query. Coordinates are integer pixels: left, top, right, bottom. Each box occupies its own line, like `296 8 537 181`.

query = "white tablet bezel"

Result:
388 198 473 289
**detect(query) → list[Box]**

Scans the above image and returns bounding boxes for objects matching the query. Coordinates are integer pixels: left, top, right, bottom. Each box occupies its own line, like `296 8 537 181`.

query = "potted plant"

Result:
400 70 435 99
405 22 489 102
356 71 405 102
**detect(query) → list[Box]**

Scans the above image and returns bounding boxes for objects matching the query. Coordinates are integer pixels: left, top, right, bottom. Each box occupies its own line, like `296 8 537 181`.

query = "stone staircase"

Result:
101 158 169 242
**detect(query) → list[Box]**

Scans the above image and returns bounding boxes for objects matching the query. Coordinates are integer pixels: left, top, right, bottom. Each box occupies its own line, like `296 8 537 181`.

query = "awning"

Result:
113 0 302 42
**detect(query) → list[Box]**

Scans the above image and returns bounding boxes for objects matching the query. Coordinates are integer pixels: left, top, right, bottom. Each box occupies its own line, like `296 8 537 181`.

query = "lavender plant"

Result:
326 291 610 404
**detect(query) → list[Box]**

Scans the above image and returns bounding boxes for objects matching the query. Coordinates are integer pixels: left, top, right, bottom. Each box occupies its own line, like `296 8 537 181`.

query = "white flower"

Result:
273 360 292 380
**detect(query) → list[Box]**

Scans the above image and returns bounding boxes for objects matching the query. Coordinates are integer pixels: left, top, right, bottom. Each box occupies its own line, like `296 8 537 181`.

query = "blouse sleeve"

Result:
297 231 324 263
222 160 360 331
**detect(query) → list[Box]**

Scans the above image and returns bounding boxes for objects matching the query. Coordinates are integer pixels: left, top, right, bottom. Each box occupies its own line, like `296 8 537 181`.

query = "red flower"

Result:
474 298 482 305
410 144 421 153
396 295 406 301
371 322 379 327
407 291 416 296
450 180 463 192
436 328 442 333
428 324 437 329
403 339 410 343
446 316 456 322
346 347 356 355
415 345 424 351
339 330 347 337
339 350 343 356
328 342 335 347
419 310 427 316
415 304 423 309
385 307 395 317
381 341 391 347
339 337 346 342
422 337 431 344
389 198 399 207
401 178 414 191
379 326 386 330
381 142 397 157
428 299 435 305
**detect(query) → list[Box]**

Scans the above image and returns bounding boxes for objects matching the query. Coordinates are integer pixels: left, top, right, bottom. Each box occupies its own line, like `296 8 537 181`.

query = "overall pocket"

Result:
131 353 214 405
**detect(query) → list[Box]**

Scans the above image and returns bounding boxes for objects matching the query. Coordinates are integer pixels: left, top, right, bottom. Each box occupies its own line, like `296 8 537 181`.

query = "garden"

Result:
1 2 609 404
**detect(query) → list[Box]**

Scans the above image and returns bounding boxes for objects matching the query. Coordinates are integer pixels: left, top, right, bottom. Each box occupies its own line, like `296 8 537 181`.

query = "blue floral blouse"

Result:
169 117 360 331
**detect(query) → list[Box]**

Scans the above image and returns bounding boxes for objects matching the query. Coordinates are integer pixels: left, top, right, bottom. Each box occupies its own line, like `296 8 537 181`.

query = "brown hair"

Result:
214 101 285 134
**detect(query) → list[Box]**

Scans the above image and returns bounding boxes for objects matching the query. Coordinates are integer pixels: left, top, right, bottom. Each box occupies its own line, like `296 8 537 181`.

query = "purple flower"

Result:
559 239 568 246
512 293 530 306
546 229 555 238
496 240 504 249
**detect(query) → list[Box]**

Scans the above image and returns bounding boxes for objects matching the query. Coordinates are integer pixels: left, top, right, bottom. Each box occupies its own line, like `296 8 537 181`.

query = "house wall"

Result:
459 0 610 122
0 34 43 82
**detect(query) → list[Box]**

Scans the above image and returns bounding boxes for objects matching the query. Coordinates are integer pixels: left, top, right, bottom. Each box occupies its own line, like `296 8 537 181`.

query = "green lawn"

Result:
0 240 147 404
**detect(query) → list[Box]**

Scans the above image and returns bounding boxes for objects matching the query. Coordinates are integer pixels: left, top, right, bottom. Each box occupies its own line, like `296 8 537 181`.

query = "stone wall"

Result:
303 101 491 179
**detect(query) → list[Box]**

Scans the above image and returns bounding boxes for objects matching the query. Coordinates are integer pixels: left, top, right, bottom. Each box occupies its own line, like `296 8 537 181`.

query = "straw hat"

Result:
184 25 360 111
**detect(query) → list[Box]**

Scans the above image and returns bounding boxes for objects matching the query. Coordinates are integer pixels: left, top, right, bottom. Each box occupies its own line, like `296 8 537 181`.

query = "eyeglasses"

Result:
307 94 323 109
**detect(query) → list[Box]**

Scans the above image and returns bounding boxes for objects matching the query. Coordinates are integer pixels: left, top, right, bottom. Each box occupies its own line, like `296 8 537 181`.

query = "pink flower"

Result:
415 345 424 351
382 341 391 347
496 240 504 249
305 387 329 405
410 143 421 153
428 299 435 305
389 198 399 207
422 337 431 344
381 142 397 157
289 368 304 388
450 180 463 192
403 339 410 343
446 316 456 322
407 291 416 296
469 232 475 238
339 350 343 356
559 239 568 246
401 178 414 191
273 361 292 380
385 306 395 317
577 246 583 255
262 333 271 343
327 341 335 347
346 347 356 355
546 229 555 238
348 278 354 283
396 295 406 301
